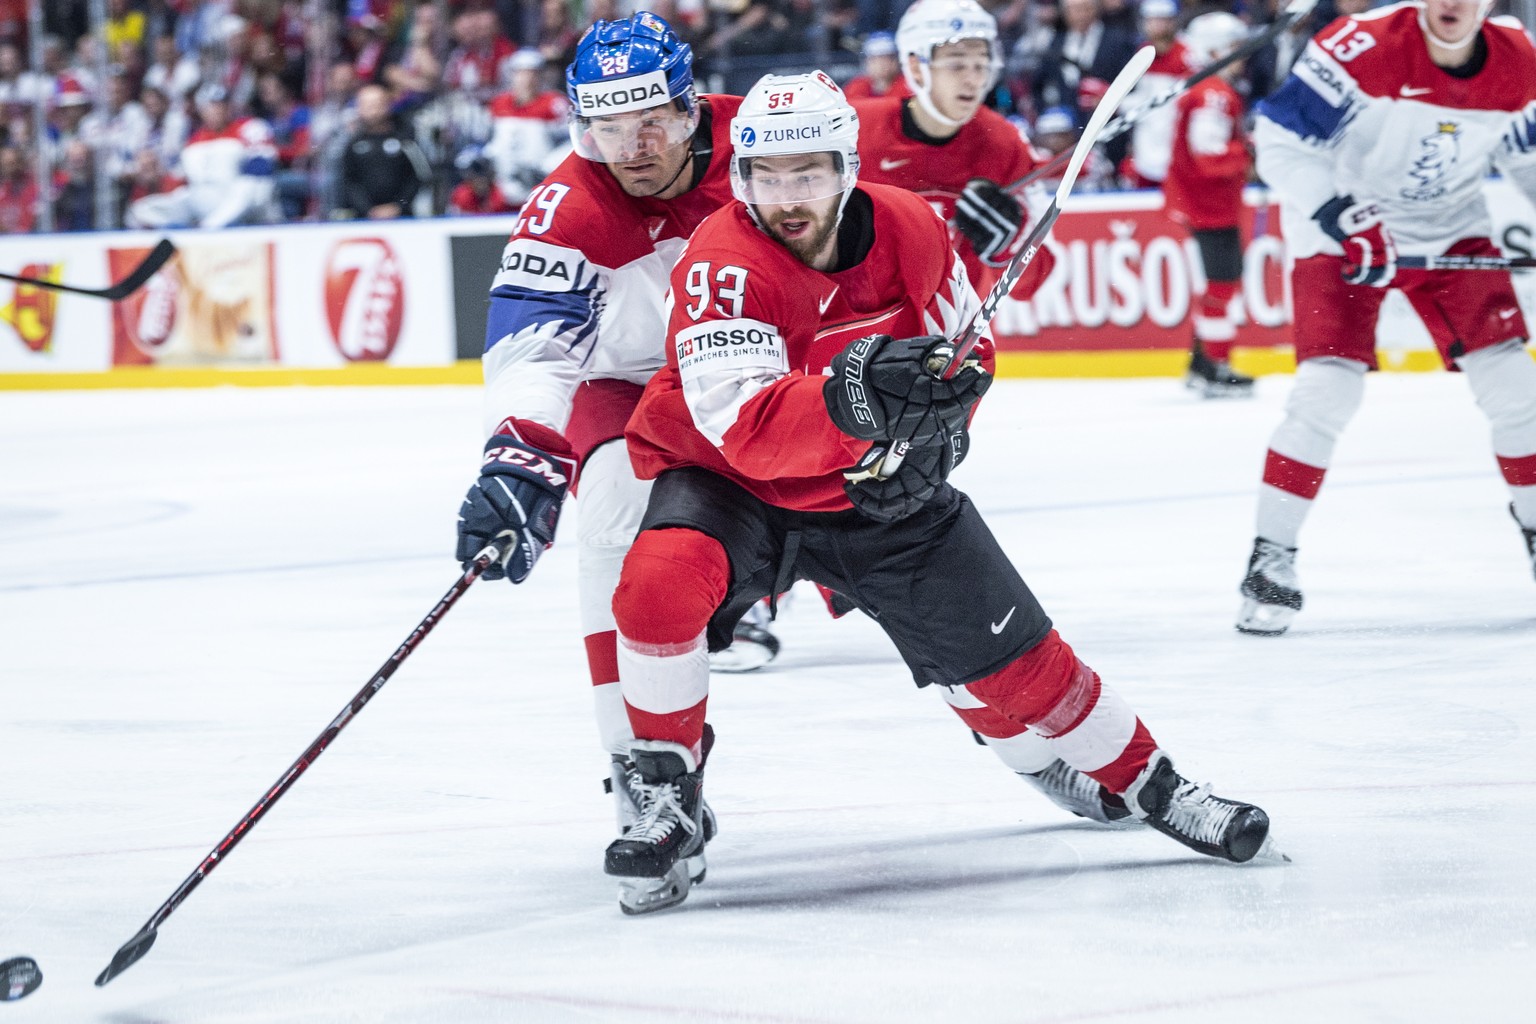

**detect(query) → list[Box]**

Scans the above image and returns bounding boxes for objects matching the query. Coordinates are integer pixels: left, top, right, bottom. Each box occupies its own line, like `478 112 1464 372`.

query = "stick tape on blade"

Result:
1 957 42 1001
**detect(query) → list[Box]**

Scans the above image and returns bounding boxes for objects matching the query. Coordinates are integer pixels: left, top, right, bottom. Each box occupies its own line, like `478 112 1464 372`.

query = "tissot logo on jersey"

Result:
676 324 779 356
673 317 786 374
575 70 670 115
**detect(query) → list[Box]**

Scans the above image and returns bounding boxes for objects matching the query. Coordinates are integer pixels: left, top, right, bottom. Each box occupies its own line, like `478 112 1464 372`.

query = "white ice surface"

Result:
2 376 1533 1023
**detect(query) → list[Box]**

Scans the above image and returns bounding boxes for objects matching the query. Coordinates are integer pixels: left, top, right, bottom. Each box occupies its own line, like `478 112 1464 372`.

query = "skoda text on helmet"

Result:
1181 11 1249 71
895 0 1002 128
1416 0 1496 51
565 13 698 165
730 71 861 218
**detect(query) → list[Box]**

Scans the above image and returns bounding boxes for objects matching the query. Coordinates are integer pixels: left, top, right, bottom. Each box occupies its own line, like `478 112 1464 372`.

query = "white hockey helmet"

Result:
1181 12 1249 71
895 0 1001 127
1415 0 1496 51
730 71 860 207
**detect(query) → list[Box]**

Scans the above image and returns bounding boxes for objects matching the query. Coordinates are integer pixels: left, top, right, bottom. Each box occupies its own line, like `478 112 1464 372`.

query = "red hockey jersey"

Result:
1163 76 1251 231
626 182 986 512
852 96 1056 298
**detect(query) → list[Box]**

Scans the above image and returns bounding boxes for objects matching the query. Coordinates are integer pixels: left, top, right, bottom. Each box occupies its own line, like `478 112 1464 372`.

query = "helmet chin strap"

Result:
911 64 965 129
1417 0 1490 52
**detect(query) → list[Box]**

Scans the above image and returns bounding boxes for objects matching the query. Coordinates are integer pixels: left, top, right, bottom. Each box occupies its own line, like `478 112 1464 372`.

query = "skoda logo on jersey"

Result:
576 69 669 115
740 126 757 147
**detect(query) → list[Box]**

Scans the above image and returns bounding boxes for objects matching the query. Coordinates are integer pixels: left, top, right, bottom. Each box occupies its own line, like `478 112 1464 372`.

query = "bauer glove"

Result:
845 427 969 523
456 425 575 583
824 333 992 445
955 178 1025 267
1313 194 1397 288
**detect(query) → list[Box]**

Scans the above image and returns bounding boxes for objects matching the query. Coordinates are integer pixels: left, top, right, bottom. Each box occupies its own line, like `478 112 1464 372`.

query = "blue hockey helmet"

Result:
565 13 699 163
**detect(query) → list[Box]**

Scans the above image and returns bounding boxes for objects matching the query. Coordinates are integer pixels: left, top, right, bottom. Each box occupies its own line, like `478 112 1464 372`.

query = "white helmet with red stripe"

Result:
730 71 861 207
895 0 1001 128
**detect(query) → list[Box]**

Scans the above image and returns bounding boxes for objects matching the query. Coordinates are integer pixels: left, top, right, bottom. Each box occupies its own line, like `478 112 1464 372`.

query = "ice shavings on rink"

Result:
2 375 1532 1022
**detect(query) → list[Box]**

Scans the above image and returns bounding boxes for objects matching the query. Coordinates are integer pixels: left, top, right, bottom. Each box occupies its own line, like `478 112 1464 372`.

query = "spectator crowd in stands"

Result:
0 0 1527 232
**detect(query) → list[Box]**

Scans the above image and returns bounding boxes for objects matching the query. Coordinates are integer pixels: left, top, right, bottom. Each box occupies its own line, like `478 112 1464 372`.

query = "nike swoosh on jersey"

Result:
1399 86 1433 97
880 158 910 171
1501 308 1519 319
990 606 1016 634
819 288 838 315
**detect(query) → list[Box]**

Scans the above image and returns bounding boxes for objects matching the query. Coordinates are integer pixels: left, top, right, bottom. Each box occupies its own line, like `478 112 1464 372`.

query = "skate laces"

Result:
1251 540 1296 584
628 779 698 845
1161 780 1236 845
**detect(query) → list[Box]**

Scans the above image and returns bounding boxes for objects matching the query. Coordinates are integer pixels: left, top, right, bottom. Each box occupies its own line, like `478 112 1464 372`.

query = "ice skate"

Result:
709 599 781 673
1237 537 1302 635
1021 759 1139 827
1184 348 1254 399
1513 504 1536 581
1122 752 1285 864
604 741 706 914
607 756 715 886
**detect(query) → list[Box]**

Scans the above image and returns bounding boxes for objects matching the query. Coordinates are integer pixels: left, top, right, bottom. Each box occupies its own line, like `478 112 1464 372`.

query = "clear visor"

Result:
731 153 856 206
918 41 1003 92
569 101 699 163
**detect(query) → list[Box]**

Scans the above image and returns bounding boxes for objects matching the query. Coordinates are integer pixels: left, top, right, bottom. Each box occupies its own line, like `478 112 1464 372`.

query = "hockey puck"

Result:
0 958 42 1001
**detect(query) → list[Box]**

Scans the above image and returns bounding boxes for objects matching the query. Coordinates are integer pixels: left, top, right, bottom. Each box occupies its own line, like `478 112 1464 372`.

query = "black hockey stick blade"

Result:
0 238 177 300
1 957 43 1001
95 927 157 987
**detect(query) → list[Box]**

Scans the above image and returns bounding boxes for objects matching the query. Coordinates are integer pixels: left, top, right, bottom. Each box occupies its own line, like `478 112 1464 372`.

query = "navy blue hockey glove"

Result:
456 428 575 583
954 178 1024 266
824 333 992 445
1313 194 1397 287
845 427 969 523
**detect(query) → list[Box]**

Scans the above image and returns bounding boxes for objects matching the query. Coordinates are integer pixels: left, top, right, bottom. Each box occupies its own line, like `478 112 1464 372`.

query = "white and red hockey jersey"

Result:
482 95 742 441
626 182 985 513
1164 76 1250 231
852 96 1057 299
1126 40 1193 186
1253 2 1536 258
173 117 278 228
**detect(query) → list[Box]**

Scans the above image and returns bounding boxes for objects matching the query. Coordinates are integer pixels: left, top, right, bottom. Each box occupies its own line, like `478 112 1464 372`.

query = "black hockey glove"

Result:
456 431 575 583
845 427 969 523
954 178 1024 266
824 333 992 445
1313 194 1397 288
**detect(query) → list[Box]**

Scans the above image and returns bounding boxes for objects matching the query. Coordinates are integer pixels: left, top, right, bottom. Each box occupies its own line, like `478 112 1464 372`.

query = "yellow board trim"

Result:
0 348 1477 390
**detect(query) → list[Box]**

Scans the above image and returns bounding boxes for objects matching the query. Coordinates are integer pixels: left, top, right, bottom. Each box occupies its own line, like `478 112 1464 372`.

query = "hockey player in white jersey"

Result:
1237 0 1536 635
454 15 760 884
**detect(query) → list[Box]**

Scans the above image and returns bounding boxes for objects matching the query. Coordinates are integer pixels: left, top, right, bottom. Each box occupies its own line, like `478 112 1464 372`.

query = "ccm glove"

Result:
845 428 969 523
456 429 575 583
954 178 1025 266
1313 194 1397 287
824 333 992 445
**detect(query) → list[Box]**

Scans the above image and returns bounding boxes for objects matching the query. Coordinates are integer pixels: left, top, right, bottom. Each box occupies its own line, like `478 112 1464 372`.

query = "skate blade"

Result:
1235 598 1295 636
1195 381 1255 399
709 641 775 674
617 863 693 915
1249 832 1291 864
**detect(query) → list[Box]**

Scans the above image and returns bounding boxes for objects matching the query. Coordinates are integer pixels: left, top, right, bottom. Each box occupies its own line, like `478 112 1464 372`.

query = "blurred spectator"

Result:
443 7 515 103
0 143 38 233
1246 0 1318 102
533 0 580 67
126 83 278 228
256 71 313 218
842 31 910 99
103 0 147 53
81 69 152 183
308 59 360 216
1121 0 1191 190
140 83 191 170
119 146 178 210
1099 0 1139 34
483 47 567 204
1029 103 1115 190
337 83 431 220
346 13 391 84
1032 0 1140 154
53 138 97 231
384 2 448 103
143 33 200 102
448 152 515 214
0 0 24 51
44 75 95 167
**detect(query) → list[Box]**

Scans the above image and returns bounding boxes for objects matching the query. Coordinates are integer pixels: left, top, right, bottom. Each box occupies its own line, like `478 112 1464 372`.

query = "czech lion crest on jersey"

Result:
1401 122 1461 202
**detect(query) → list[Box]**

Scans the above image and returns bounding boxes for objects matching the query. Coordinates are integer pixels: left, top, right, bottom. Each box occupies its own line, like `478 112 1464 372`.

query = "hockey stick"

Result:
1395 254 1536 272
1004 0 1320 194
850 45 1158 482
0 238 177 301
94 542 505 987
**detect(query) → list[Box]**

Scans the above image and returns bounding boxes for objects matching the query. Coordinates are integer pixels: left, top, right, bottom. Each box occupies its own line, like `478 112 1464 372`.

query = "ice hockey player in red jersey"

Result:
1163 12 1256 398
453 14 774 886
602 70 1281 914
854 0 1057 304
1237 0 1536 635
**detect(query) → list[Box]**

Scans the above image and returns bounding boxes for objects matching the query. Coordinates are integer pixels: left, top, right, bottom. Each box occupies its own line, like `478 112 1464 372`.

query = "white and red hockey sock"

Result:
1256 357 1367 547
963 630 1159 794
1460 341 1536 527
1194 280 1239 363
936 686 1056 774
611 528 730 761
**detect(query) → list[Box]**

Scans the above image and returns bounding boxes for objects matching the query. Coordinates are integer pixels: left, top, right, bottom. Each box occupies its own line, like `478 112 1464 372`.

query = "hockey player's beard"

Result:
763 203 838 267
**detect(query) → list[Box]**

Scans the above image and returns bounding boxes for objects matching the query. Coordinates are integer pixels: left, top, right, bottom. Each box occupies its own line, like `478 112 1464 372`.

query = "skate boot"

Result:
1185 348 1255 399
604 740 706 914
709 599 781 673
1021 759 1138 827
1237 537 1302 635
1121 752 1285 863
1513 504 1536 581
607 757 715 884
